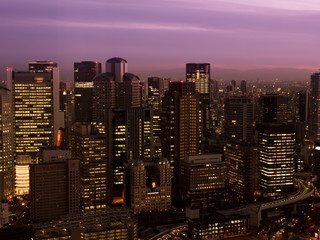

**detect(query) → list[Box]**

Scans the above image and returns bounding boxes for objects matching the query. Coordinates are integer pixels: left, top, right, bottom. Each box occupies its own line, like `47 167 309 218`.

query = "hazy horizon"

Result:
1 61 315 83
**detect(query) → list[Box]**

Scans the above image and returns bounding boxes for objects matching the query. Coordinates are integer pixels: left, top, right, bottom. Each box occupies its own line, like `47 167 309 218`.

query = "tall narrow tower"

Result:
186 63 212 136
0 87 14 196
161 81 201 197
310 72 320 142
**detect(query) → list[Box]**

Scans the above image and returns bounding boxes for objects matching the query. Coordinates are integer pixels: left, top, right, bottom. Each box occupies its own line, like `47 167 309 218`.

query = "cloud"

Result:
19 19 228 33
222 0 320 11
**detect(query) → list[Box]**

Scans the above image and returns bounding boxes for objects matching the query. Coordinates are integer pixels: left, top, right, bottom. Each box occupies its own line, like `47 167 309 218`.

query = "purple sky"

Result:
1 0 320 81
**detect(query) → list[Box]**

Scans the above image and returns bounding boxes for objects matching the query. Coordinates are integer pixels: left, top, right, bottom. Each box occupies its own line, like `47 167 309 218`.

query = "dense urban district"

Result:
0 58 320 240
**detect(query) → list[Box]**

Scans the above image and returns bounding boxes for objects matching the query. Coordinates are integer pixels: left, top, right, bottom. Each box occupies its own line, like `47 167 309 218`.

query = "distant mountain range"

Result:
135 67 314 83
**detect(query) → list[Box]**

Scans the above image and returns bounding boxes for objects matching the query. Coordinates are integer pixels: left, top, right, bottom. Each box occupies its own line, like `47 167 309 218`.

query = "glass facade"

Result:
12 72 55 158
258 123 295 198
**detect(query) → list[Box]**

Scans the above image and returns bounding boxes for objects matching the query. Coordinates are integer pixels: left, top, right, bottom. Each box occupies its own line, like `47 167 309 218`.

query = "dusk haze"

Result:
1 0 320 81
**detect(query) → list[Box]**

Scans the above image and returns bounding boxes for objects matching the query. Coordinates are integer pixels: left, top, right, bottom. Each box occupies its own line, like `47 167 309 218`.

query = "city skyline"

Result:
1 0 320 81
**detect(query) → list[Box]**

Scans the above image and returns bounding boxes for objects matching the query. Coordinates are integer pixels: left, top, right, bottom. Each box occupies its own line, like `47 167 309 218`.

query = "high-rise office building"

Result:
74 61 101 123
224 96 255 143
147 77 165 110
258 94 289 124
186 63 210 94
0 87 14 197
240 80 246 94
312 141 320 187
91 58 142 134
71 124 110 211
7 68 60 160
225 143 258 203
92 73 115 129
106 57 128 83
299 90 309 122
147 77 167 157
257 123 295 198
29 61 58 73
231 80 236 91
59 82 74 148
128 157 171 214
29 159 79 221
0 172 9 227
161 81 201 197
181 154 225 207
114 73 141 109
310 72 320 142
106 108 154 204
186 63 212 136
105 57 141 108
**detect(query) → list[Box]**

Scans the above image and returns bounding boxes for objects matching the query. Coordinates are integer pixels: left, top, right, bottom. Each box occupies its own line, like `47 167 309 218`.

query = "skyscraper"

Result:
147 77 167 157
71 124 110 211
181 154 225 207
91 58 142 133
29 159 80 221
186 63 210 94
258 94 289 124
224 96 255 143
7 68 60 160
225 142 258 203
299 90 309 122
0 87 14 196
257 123 295 199
105 57 141 108
186 63 212 136
106 108 154 204
161 81 201 197
310 72 320 142
74 61 101 123
240 80 246 94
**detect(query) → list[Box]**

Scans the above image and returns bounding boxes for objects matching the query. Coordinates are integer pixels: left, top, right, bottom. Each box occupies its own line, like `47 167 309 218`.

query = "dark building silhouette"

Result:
224 96 255 143
258 94 289 124
147 77 167 157
29 159 79 221
310 72 320 142
161 81 201 198
240 80 246 94
186 63 212 136
74 61 101 123
0 87 14 197
106 108 153 204
299 90 309 122
225 142 258 203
